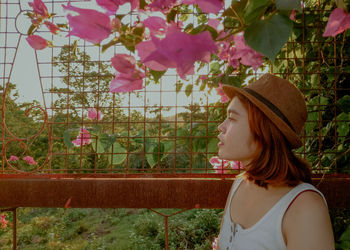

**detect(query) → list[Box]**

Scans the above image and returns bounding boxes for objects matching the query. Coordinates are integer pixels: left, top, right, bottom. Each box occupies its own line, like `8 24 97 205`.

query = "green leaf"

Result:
207 138 218 153
63 130 74 149
336 112 350 138
150 69 166 83
305 112 318 134
244 13 293 62
223 0 248 17
92 138 104 154
185 84 193 97
243 0 271 25
189 24 206 35
146 147 157 168
99 133 117 151
176 82 183 93
101 38 119 53
139 0 147 9
108 143 127 165
337 95 350 113
167 8 177 23
210 62 221 74
90 125 102 134
27 24 36 35
163 140 174 153
276 0 301 11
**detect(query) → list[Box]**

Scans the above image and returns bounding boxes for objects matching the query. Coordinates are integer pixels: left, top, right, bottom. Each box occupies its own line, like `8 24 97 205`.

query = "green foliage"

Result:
244 13 293 62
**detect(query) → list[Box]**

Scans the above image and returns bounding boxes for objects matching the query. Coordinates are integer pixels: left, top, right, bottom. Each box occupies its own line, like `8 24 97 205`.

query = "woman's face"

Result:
217 97 258 166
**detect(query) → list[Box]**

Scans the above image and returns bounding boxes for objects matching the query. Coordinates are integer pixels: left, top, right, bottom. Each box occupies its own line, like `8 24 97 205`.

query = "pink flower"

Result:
26 35 48 50
111 54 137 74
44 21 59 34
217 41 230 61
111 18 122 31
229 33 263 70
143 16 167 36
23 156 38 165
110 71 144 92
207 18 222 30
215 83 229 103
29 0 49 18
110 54 145 92
137 26 217 79
96 0 139 14
323 8 350 37
88 108 103 121
209 156 242 173
8 155 19 162
290 9 296 21
72 127 91 147
209 156 230 174
63 3 112 44
146 0 178 12
212 237 218 249
181 0 223 14
0 214 8 229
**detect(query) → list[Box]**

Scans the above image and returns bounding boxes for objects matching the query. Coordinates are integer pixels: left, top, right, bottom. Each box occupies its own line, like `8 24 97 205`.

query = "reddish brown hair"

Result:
235 93 312 189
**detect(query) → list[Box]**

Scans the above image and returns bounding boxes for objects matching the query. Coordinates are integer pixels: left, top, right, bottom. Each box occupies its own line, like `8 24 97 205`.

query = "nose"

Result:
218 119 226 133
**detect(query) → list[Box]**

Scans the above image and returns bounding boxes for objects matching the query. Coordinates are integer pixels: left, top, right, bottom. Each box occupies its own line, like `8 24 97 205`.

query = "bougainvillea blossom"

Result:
146 0 178 12
207 18 222 31
181 0 223 14
8 155 19 161
0 214 8 229
96 0 139 15
217 41 230 61
88 108 104 121
110 71 144 93
212 237 218 249
111 54 137 74
44 21 59 34
290 9 296 21
323 8 350 37
110 53 145 92
23 156 38 165
215 83 229 103
26 35 48 50
229 33 263 70
143 16 167 37
209 156 242 174
29 0 49 18
72 127 92 146
137 26 217 79
63 3 112 44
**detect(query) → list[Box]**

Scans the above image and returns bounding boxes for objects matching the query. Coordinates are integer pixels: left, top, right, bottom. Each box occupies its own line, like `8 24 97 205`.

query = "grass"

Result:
0 207 349 249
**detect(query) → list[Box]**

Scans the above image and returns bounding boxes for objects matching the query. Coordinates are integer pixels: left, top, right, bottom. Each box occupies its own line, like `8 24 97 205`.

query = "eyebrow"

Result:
227 109 240 116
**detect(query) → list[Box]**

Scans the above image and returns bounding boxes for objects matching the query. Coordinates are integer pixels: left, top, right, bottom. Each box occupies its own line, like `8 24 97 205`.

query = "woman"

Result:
216 74 334 249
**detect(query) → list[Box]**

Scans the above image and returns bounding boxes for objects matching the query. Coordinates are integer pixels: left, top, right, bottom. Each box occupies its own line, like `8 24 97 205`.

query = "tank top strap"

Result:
281 182 327 210
228 176 244 203
274 182 328 225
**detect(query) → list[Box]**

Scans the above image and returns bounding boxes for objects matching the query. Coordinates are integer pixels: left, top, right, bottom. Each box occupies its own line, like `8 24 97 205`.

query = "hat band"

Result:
243 88 296 133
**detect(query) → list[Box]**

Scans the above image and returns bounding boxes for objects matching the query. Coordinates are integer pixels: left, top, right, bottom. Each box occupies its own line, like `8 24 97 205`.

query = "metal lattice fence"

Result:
1 1 348 178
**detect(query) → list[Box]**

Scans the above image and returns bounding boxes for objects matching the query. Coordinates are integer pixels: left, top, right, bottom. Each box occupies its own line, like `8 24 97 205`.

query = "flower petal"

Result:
63 3 112 44
323 8 350 37
26 35 48 50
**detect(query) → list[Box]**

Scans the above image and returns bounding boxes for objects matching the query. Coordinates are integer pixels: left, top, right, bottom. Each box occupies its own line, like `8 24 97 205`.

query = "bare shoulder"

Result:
283 190 335 250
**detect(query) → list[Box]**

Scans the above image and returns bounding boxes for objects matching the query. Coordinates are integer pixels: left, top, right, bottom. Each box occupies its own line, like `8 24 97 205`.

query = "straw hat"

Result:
222 73 307 148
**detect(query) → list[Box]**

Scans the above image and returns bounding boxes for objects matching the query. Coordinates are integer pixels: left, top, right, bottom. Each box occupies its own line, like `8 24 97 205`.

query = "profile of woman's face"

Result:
217 97 257 166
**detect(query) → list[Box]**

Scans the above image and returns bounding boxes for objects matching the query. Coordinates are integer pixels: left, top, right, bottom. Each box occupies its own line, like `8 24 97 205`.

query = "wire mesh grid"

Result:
0 0 349 177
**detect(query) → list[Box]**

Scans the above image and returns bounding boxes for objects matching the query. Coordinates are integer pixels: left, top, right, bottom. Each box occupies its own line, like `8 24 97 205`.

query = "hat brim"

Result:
222 85 302 149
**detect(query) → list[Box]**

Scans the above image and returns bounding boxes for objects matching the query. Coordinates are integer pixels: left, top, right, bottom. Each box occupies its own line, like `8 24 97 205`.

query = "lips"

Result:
217 135 224 146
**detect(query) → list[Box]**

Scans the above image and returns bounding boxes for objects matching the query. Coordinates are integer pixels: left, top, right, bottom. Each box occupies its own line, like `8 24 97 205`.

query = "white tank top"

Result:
219 177 328 250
